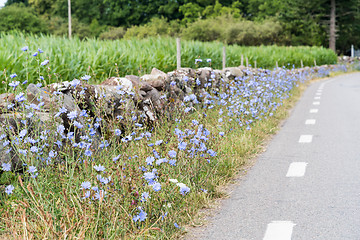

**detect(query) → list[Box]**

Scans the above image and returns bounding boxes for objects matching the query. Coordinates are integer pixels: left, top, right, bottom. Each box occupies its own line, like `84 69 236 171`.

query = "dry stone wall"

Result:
0 65 336 170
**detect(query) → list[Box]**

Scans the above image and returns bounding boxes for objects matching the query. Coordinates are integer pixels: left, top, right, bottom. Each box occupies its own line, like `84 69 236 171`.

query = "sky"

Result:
0 0 6 8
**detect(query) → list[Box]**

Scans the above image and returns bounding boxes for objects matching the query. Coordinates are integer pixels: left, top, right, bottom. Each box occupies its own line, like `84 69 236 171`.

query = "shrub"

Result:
46 16 94 39
124 17 181 39
89 19 107 38
182 15 282 46
181 17 223 42
226 19 282 46
46 16 68 36
99 27 126 40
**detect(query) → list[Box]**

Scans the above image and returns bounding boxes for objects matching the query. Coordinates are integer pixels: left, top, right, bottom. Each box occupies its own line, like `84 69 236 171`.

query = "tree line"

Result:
1 0 359 54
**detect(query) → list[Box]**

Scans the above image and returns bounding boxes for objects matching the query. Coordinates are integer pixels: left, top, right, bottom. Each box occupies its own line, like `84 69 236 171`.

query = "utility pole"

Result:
329 0 336 52
68 0 72 39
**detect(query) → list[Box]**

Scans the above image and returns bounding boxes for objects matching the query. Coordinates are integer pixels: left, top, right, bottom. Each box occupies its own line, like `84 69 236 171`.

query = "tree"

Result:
202 1 242 18
158 0 184 21
28 0 54 15
5 0 28 6
0 4 48 33
247 0 328 46
333 0 360 54
179 2 203 23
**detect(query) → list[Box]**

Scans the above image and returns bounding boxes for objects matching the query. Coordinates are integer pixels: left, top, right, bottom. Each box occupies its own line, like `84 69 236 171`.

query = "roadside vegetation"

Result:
0 42 352 238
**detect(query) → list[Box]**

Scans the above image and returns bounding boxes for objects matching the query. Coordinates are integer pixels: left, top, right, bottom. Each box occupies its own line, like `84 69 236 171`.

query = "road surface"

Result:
188 72 360 240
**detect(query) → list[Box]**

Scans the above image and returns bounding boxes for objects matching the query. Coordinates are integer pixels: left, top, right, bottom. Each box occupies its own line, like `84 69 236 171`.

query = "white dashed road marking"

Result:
263 221 296 240
299 135 313 143
313 101 320 105
305 119 316 125
314 96 321 100
310 109 318 113
286 162 308 177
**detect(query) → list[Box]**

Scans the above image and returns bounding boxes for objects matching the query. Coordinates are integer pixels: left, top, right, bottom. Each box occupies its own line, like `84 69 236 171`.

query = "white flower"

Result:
169 179 178 183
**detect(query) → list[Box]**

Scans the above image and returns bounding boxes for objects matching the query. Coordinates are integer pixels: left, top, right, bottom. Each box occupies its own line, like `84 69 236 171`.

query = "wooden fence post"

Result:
314 59 317 67
301 60 304 68
254 60 257 69
246 57 249 68
276 61 278 68
176 38 181 70
241 55 244 67
222 46 226 69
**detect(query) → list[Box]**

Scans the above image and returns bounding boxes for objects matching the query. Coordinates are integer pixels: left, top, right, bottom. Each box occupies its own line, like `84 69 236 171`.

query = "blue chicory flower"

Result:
83 191 91 199
27 166 37 174
146 156 155 165
168 150 177 158
178 141 187 151
1 162 11 171
152 182 161 192
208 149 217 157
19 129 27 138
144 172 156 182
30 146 38 153
81 75 91 81
40 60 49 66
15 93 25 102
5 185 14 195
113 129 121 136
70 79 81 87
94 165 105 172
141 192 150 202
156 158 168 165
67 111 77 120
177 183 190 195
80 110 88 117
169 159 176 166
81 181 91 190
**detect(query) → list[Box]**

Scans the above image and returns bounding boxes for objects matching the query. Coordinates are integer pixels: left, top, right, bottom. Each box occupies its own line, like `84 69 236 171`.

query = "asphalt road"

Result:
189 72 360 240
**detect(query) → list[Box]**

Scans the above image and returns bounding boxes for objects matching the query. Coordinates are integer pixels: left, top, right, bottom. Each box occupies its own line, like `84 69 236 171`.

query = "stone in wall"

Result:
222 67 245 81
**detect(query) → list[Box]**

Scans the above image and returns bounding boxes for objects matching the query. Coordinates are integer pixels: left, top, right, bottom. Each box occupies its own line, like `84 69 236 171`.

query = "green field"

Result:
0 32 337 91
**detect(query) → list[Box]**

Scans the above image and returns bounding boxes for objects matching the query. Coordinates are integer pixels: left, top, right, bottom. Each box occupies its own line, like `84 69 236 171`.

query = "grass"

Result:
1 71 349 239
0 32 338 93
